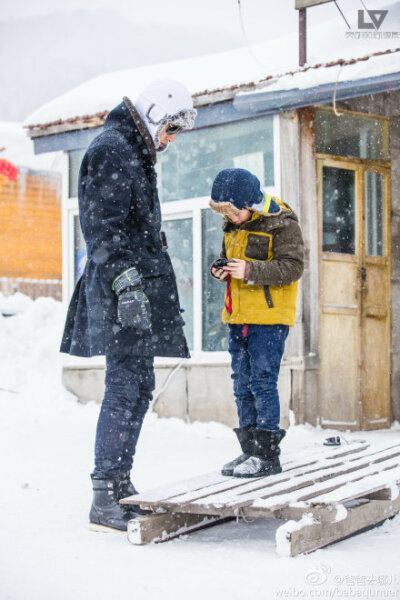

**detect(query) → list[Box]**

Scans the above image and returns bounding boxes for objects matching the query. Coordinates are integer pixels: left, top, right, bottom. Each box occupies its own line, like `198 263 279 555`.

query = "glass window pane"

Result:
69 150 85 197
156 116 274 203
365 171 384 257
74 215 86 284
316 109 389 162
201 209 228 352
322 167 355 254
162 218 193 350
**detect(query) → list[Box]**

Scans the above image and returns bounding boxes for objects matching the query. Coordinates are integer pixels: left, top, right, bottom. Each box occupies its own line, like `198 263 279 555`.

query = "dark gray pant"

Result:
92 354 155 479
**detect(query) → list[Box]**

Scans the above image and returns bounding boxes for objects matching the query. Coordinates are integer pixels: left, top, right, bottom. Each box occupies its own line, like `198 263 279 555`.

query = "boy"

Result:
209 168 304 478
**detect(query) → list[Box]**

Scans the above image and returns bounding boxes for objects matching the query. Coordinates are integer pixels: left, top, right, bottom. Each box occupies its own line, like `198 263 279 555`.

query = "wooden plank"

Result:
121 471 225 505
247 458 400 516
126 513 229 545
122 441 369 508
173 447 400 516
138 441 371 510
307 472 400 505
295 0 333 9
243 482 400 521
365 485 400 501
171 444 399 512
276 493 400 556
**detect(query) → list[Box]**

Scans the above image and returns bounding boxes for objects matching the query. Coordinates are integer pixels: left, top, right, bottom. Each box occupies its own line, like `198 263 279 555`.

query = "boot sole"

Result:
89 522 127 533
232 467 282 479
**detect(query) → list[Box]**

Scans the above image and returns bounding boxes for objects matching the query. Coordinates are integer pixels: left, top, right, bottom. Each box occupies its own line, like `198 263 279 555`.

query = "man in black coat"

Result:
60 78 197 532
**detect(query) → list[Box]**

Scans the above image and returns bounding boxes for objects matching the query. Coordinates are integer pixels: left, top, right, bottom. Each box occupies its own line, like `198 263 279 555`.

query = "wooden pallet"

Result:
121 440 400 555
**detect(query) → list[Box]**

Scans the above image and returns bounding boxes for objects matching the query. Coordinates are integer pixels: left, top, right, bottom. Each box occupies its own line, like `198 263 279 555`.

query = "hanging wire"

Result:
150 358 185 412
236 0 268 70
332 63 344 117
334 1 351 29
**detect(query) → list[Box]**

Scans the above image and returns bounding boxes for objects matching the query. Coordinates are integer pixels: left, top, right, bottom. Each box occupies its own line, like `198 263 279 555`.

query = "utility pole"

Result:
295 0 334 67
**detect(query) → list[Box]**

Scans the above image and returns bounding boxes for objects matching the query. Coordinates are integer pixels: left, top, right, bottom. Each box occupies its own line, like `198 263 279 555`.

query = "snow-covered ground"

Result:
0 295 399 600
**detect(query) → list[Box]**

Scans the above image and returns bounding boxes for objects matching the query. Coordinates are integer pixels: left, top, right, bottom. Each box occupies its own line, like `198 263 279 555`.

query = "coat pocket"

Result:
244 233 271 261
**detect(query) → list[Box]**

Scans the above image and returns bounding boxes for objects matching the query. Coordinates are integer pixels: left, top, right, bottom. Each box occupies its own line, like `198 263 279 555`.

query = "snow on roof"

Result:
24 2 400 134
236 48 400 99
0 122 63 172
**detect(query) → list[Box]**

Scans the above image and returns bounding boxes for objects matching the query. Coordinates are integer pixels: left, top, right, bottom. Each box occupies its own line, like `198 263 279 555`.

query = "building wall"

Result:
0 169 62 280
62 363 292 429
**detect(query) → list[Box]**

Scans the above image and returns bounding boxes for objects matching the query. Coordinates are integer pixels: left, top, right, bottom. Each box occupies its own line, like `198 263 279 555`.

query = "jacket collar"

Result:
123 96 157 165
103 99 157 166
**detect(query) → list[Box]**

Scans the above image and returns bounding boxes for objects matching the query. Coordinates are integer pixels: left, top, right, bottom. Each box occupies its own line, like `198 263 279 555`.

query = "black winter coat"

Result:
60 100 190 359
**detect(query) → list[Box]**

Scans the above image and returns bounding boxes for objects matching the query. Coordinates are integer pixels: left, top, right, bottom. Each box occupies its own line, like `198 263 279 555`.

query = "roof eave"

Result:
233 71 400 115
26 70 400 141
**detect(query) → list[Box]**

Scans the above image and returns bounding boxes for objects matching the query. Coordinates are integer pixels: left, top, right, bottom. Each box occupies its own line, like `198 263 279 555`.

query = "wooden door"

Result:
360 167 391 428
317 158 391 430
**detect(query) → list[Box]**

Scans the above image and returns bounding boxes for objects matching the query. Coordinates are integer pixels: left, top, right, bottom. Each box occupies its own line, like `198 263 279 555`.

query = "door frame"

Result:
316 154 391 429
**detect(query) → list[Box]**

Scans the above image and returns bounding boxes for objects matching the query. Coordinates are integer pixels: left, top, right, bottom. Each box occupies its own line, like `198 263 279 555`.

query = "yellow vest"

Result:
222 199 299 326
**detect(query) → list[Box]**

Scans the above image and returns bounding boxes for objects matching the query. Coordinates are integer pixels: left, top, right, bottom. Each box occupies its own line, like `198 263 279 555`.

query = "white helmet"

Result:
134 78 197 152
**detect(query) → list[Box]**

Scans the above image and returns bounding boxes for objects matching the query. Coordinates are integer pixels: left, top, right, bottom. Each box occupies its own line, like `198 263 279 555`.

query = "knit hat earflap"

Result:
134 78 197 152
209 168 264 215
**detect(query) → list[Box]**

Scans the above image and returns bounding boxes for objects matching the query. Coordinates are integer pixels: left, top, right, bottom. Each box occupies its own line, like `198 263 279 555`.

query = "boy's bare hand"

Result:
223 259 246 279
211 267 228 280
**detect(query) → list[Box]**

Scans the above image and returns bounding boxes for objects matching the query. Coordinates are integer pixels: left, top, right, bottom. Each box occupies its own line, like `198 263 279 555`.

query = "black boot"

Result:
232 428 286 478
221 425 256 476
116 471 150 516
89 476 138 532
117 471 138 499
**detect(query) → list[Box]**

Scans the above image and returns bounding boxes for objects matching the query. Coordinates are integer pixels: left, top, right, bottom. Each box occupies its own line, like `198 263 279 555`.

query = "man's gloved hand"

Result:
117 289 151 330
112 267 151 331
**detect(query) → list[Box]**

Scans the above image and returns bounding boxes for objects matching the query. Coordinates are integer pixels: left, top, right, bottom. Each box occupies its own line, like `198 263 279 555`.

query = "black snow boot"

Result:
89 476 138 532
232 428 286 478
221 425 256 476
116 471 150 516
117 471 138 499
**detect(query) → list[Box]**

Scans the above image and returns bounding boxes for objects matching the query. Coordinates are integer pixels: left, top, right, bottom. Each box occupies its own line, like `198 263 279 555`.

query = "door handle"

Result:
360 267 367 297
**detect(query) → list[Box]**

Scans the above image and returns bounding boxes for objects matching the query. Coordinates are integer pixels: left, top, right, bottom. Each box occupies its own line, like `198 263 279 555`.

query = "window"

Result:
202 209 228 352
315 108 389 162
66 114 278 359
69 149 85 198
159 114 278 358
162 217 194 350
365 171 384 257
322 167 355 254
156 116 275 203
74 215 86 283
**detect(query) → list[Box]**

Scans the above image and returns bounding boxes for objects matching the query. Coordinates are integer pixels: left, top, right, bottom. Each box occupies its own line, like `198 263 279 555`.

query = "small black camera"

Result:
213 258 234 269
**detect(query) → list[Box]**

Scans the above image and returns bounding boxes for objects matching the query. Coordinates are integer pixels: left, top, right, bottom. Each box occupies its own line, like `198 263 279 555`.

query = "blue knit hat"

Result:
209 168 264 214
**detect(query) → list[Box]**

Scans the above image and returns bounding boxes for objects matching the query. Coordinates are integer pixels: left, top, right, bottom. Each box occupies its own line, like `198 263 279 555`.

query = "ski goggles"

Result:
165 123 183 135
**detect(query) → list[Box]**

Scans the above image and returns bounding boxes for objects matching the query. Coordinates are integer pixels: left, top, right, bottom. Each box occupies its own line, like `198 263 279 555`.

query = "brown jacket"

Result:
212 199 304 326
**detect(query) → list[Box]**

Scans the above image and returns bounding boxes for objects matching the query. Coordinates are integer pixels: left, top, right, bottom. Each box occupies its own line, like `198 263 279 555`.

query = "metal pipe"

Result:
299 8 307 66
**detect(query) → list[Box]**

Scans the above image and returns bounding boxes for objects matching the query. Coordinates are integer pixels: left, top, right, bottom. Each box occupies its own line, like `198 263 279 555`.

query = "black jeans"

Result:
92 354 155 479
